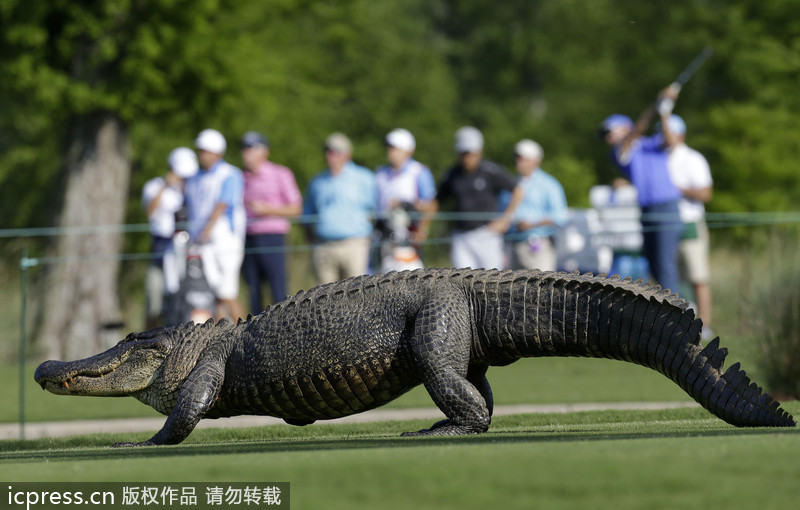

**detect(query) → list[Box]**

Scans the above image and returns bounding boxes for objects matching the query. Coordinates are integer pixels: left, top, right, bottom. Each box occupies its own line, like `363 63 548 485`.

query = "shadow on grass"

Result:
2 413 797 464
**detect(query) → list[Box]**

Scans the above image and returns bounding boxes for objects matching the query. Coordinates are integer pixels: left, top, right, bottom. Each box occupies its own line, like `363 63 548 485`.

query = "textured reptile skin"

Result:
35 268 796 446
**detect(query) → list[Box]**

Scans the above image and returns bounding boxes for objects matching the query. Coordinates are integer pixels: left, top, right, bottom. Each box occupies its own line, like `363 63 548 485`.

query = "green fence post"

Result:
19 247 36 440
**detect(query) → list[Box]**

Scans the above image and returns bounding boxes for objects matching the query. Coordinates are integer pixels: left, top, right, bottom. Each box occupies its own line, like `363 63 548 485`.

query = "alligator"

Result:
34 268 796 446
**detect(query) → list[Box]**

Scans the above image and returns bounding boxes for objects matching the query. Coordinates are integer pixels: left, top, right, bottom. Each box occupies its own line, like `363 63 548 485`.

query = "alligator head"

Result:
34 327 176 397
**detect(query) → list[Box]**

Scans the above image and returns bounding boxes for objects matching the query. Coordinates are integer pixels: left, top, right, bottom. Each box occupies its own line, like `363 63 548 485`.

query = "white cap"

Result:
195 129 227 154
167 147 199 179
386 128 416 151
454 126 484 153
514 139 543 161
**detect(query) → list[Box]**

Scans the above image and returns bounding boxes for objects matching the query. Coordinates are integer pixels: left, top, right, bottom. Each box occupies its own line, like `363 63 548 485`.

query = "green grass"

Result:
1 405 799 510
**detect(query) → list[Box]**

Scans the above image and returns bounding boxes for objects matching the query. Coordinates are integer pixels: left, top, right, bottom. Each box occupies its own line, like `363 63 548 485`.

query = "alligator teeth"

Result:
63 380 70 389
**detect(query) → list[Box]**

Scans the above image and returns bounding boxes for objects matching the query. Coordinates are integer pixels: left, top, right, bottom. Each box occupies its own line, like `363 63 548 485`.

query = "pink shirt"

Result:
243 160 302 235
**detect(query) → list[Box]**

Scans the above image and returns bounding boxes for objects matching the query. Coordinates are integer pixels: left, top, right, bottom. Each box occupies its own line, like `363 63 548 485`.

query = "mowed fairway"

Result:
0 342 800 510
2 342 798 509
1 406 799 510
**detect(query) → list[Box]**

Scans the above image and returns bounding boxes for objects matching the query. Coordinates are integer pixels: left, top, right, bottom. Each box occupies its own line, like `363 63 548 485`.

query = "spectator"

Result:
436 126 523 270
375 128 437 270
141 147 198 328
600 85 683 294
303 132 377 284
240 131 302 313
508 139 568 272
184 129 246 322
663 115 714 338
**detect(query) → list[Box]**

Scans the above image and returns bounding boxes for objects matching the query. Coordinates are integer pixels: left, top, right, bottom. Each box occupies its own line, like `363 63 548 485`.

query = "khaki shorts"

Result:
312 237 371 284
678 221 710 284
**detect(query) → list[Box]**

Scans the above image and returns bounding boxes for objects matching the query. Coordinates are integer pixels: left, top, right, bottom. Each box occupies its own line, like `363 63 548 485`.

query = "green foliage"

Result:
2 0 800 248
743 235 800 399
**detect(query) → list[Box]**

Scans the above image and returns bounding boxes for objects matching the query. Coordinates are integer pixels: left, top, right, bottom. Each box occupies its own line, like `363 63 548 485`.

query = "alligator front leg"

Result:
402 295 491 437
114 356 226 447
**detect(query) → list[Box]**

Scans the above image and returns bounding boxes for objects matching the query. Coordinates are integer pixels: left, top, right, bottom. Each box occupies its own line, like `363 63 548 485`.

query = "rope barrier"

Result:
6 209 799 266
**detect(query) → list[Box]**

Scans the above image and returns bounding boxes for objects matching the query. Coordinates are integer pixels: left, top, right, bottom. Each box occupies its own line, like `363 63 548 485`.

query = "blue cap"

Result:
241 131 269 148
601 114 634 131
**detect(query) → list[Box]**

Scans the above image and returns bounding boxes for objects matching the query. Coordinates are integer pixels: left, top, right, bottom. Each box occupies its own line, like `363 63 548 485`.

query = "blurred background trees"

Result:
1 0 798 356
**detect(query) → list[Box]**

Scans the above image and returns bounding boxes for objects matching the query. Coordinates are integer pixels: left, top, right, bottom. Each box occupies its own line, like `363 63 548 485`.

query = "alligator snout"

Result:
34 360 70 390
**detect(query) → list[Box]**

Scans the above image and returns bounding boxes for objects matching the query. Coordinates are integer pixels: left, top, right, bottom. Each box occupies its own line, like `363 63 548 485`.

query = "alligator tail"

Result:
477 271 797 428
594 276 796 428
670 335 795 427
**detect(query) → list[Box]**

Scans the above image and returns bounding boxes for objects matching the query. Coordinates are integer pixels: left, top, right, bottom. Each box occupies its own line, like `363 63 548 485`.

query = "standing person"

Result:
184 128 246 322
436 126 523 270
240 131 302 313
600 85 683 294
663 114 714 338
141 147 198 328
508 139 568 272
303 132 377 284
375 128 437 270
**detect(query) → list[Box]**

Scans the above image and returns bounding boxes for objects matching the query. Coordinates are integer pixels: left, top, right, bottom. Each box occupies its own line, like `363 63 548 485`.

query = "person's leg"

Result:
682 221 713 331
472 227 505 270
213 242 245 322
338 237 371 279
643 202 681 293
261 234 288 304
242 235 263 314
145 264 165 329
313 242 339 285
450 231 475 269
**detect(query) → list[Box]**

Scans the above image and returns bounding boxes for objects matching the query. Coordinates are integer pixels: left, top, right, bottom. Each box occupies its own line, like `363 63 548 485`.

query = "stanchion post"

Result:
19 247 36 440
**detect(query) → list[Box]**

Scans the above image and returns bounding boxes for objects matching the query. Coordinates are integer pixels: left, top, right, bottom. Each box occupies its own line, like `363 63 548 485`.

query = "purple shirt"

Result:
243 160 302 235
613 135 681 207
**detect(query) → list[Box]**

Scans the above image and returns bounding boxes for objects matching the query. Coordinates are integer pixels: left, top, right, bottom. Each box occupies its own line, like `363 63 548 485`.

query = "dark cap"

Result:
241 131 269 149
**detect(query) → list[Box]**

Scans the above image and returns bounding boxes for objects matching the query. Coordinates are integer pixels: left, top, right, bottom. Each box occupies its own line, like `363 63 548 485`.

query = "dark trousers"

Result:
242 233 287 313
641 200 682 294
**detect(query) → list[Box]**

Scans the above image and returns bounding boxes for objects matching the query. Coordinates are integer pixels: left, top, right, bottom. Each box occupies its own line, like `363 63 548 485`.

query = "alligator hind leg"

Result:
406 364 494 435
402 295 491 437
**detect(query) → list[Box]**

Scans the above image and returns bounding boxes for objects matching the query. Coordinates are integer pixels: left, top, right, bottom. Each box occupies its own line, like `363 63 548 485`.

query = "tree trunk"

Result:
37 113 131 360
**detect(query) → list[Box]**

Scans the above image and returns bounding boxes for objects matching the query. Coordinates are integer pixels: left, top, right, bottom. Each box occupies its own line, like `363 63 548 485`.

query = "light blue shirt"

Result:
304 161 377 241
184 159 245 241
507 168 568 239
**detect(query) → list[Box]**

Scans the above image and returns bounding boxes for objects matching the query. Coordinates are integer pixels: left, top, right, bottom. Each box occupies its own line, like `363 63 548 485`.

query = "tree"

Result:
0 0 235 358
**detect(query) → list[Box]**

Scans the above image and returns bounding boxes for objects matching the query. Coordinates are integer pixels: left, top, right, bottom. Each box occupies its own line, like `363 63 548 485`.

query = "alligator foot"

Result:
401 419 486 437
112 440 157 448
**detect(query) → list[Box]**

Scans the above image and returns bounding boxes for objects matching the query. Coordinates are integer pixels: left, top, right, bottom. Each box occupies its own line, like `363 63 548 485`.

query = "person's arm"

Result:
488 184 524 234
199 202 228 243
248 201 302 217
411 168 438 242
247 169 302 217
199 172 239 242
681 186 713 203
412 199 438 243
619 84 681 156
146 173 181 217
302 181 318 243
